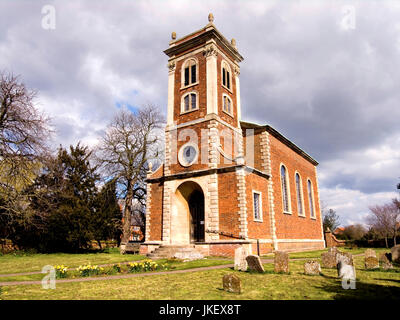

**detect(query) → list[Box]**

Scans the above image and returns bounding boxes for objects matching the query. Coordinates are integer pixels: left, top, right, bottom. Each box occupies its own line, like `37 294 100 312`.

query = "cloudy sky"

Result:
0 0 399 226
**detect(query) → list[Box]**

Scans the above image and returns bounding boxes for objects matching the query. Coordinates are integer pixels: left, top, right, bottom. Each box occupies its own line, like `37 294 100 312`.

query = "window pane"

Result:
184 67 189 86
228 98 231 113
281 166 289 212
254 193 260 220
184 95 189 111
191 65 196 84
308 180 314 217
222 68 226 86
191 93 196 109
296 174 303 214
227 71 230 89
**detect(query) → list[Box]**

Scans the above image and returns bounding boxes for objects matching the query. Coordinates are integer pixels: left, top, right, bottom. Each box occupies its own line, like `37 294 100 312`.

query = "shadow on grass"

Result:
314 278 400 300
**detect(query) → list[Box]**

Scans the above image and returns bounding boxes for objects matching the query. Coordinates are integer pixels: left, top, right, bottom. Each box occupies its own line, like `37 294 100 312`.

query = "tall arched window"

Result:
182 58 198 87
280 165 290 213
295 173 304 216
307 179 315 218
222 94 232 115
221 61 232 90
181 92 198 113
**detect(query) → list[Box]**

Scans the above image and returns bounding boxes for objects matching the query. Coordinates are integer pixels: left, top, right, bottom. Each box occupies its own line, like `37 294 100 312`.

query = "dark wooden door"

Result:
189 190 204 242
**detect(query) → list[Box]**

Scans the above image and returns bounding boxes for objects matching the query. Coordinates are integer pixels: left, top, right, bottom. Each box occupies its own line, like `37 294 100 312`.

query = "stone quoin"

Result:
140 14 325 258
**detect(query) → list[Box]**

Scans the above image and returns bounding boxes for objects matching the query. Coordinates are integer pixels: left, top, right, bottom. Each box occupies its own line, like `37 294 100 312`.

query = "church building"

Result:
140 14 325 257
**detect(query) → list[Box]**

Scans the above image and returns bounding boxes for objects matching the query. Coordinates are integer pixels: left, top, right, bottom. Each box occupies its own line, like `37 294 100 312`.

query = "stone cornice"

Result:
145 164 270 183
164 26 244 63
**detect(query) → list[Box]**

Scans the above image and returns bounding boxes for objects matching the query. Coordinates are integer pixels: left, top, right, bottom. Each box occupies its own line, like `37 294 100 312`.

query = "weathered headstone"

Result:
328 247 339 254
336 251 354 266
304 260 321 275
364 256 379 269
337 260 356 280
274 251 289 273
379 253 393 270
391 245 400 264
365 249 377 259
222 274 241 294
321 252 337 268
246 254 264 273
234 246 249 271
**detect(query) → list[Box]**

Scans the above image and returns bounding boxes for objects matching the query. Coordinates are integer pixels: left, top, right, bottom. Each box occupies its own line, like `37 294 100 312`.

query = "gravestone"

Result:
304 260 321 275
364 256 379 269
274 251 289 273
321 252 337 268
337 260 356 281
222 274 241 294
234 247 249 271
336 251 354 266
246 254 264 273
365 249 377 259
379 253 393 270
391 245 400 264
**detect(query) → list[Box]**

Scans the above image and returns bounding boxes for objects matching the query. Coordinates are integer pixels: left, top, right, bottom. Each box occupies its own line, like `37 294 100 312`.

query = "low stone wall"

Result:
324 230 346 248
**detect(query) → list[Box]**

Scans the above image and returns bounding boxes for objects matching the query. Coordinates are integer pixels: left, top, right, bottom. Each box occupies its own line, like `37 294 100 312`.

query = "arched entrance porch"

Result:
171 181 205 244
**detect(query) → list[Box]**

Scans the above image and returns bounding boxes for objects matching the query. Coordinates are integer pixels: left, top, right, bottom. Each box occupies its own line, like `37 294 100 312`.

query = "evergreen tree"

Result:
93 179 122 249
27 143 99 252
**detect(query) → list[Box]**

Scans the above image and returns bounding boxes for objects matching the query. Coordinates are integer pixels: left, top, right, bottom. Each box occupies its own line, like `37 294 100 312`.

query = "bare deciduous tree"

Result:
0 71 51 238
367 202 400 247
95 105 164 253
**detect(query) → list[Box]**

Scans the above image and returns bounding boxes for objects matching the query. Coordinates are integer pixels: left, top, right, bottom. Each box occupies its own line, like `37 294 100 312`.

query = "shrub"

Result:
54 265 68 278
77 264 104 277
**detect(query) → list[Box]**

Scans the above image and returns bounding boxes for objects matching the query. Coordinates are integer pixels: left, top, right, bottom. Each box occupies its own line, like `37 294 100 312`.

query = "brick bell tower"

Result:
143 13 249 256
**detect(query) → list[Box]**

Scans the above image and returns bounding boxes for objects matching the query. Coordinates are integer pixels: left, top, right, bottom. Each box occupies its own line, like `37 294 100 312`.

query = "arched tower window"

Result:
280 164 291 213
222 94 233 115
295 173 305 216
181 92 198 113
307 179 315 218
221 60 232 90
182 58 198 87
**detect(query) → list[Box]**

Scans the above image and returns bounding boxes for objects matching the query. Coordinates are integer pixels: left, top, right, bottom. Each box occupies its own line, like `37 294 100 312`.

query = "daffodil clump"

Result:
112 263 121 273
127 259 169 273
54 265 68 279
77 264 104 277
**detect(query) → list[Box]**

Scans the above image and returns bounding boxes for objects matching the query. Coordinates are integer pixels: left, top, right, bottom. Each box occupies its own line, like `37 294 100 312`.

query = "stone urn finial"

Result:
208 13 214 23
231 38 236 47
148 161 153 172
171 31 176 40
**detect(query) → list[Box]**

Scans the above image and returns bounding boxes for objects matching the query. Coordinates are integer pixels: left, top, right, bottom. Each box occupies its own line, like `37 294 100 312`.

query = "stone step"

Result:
146 245 204 261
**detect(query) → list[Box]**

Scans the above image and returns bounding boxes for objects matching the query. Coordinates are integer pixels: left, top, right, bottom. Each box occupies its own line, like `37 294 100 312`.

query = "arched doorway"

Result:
188 189 205 242
172 181 205 244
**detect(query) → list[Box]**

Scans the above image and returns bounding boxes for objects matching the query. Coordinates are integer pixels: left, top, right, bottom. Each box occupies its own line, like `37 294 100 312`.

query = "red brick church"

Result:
140 14 325 257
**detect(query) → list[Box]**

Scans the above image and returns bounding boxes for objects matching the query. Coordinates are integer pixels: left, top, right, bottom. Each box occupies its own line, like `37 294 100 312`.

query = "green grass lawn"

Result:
0 248 145 274
1 250 399 300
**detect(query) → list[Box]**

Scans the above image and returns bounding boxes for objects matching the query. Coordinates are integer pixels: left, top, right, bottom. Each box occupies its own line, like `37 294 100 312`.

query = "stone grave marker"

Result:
304 260 321 275
321 252 337 268
391 245 400 264
246 254 264 273
222 274 241 294
274 251 289 273
379 253 393 270
234 246 249 271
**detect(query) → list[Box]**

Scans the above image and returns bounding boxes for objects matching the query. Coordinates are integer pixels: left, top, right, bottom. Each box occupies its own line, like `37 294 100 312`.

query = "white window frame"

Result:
181 57 199 89
307 178 316 219
180 91 199 114
222 94 233 117
252 190 263 222
280 163 292 214
295 172 306 217
221 60 233 92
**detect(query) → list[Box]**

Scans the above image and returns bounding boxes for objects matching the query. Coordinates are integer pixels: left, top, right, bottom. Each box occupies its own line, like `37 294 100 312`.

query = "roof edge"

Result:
240 121 319 166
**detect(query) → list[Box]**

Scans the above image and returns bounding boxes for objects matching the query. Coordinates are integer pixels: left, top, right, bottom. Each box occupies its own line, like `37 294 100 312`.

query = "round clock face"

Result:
178 143 198 167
